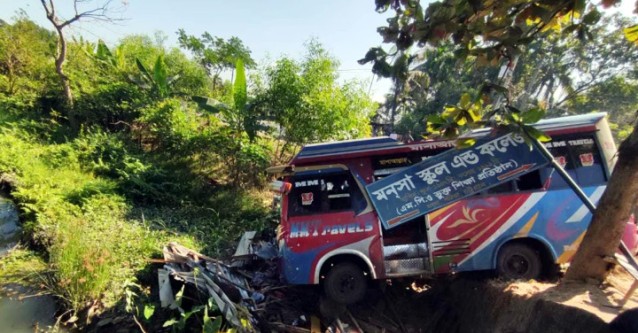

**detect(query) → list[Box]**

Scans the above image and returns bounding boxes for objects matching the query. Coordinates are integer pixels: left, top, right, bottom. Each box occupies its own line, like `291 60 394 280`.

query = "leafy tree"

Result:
364 0 638 281
192 59 267 141
91 36 210 98
568 75 638 141
190 59 272 186
513 14 638 114
177 29 255 91
70 36 210 130
261 41 374 156
380 42 499 136
377 14 638 138
0 14 56 95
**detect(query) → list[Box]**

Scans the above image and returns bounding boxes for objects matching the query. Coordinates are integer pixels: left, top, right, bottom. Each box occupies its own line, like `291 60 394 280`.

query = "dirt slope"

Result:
338 269 637 333
349 279 607 333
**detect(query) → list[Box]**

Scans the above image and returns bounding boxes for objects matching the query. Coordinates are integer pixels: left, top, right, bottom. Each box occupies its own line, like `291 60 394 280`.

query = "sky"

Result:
0 0 395 101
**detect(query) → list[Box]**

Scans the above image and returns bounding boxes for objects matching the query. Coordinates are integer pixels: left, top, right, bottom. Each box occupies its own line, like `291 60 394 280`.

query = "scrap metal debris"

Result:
160 242 256 330
159 233 404 332
159 232 311 332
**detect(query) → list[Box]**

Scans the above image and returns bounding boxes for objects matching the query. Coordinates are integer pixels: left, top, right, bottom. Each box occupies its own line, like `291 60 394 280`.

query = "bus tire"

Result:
497 243 542 280
323 262 367 304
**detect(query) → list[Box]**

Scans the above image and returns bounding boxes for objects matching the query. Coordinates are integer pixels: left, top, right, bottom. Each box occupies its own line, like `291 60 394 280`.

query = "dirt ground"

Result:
332 268 638 333
493 267 637 323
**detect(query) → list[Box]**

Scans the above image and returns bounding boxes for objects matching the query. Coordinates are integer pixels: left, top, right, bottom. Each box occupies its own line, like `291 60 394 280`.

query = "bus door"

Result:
369 154 439 277
370 153 444 277
381 215 433 277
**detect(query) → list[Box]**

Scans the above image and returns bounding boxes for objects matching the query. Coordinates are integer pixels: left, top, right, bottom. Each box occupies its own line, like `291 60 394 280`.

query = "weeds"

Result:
0 128 197 313
162 285 223 333
131 190 275 257
123 279 155 332
0 248 48 286
0 122 273 320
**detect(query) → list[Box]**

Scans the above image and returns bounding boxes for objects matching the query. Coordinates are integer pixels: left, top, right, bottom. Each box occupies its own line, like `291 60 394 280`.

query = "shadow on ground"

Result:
342 278 612 333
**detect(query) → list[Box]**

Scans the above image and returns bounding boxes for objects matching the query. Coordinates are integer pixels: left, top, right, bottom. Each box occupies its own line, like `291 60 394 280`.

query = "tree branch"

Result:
58 0 120 28
38 0 125 109
553 64 606 107
40 0 54 20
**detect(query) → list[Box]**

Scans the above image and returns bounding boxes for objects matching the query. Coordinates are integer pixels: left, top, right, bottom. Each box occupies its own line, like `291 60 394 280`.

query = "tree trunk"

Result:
565 120 638 280
53 26 73 107
389 84 401 134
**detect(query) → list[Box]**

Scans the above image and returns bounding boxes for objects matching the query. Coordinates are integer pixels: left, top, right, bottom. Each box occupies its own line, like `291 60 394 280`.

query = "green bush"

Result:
73 82 149 130
0 127 199 312
133 188 274 256
234 140 270 187
74 129 177 204
136 98 200 152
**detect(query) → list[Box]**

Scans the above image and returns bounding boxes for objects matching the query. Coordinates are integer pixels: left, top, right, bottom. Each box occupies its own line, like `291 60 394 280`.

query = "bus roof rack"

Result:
467 112 607 137
295 136 399 158
292 112 608 161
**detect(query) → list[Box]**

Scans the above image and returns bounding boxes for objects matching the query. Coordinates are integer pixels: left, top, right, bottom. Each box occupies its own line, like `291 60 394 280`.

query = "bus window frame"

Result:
286 170 366 218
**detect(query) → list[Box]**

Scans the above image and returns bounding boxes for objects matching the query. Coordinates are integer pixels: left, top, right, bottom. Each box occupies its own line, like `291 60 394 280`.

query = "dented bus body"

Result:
269 113 624 303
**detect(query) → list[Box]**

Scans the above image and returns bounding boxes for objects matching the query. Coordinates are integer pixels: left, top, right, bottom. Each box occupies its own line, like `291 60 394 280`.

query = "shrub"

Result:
135 98 199 152
73 82 149 131
132 187 274 256
234 140 270 187
0 128 199 312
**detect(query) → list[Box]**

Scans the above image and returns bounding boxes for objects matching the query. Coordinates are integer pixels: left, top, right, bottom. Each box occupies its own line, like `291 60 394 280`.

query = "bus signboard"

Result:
365 132 551 229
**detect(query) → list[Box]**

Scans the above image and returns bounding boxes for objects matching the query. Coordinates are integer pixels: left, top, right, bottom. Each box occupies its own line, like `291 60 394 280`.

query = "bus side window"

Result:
516 170 543 191
541 143 576 189
570 140 606 186
541 135 606 189
288 172 364 217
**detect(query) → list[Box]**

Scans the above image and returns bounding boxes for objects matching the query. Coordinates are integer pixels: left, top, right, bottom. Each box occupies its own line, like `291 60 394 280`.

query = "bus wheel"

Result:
497 243 542 280
323 262 367 304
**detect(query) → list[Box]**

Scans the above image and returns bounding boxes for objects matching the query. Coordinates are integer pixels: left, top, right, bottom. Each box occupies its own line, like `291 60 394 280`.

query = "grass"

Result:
132 189 277 257
0 126 200 312
0 248 48 287
0 109 273 321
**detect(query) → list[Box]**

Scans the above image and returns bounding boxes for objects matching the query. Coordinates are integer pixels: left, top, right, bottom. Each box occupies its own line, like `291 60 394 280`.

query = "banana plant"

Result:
192 59 270 142
131 54 180 99
87 40 179 98
90 39 126 70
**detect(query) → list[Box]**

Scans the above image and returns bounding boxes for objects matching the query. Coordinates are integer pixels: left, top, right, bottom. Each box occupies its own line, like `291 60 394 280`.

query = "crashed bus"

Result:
268 113 628 303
